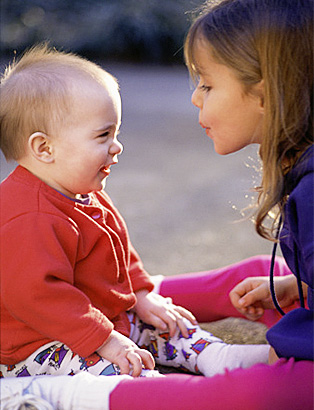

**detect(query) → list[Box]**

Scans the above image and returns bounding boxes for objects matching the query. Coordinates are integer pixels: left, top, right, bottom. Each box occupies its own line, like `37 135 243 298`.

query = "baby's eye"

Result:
96 132 111 142
99 131 110 138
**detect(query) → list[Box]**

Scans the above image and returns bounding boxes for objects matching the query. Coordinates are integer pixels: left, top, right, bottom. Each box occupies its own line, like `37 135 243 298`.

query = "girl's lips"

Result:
200 122 212 138
205 128 212 138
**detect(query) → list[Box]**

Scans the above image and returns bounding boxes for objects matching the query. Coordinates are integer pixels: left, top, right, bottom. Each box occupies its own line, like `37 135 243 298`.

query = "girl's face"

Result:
191 40 264 155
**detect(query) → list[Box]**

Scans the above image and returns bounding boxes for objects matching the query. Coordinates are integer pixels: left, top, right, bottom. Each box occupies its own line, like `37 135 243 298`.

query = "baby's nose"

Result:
111 139 123 156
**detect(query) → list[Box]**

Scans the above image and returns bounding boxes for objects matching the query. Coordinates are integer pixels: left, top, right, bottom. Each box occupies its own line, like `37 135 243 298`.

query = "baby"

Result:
0 44 269 381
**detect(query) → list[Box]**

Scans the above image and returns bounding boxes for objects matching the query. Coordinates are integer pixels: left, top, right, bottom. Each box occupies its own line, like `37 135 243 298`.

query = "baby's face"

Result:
48 78 123 198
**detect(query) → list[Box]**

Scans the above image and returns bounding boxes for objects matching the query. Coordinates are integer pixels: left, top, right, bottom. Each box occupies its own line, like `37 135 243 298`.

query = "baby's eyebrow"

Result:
93 123 117 133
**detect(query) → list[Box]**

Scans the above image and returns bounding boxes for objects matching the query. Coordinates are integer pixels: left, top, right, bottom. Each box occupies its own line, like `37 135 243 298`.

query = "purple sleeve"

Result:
274 170 314 360
266 308 314 360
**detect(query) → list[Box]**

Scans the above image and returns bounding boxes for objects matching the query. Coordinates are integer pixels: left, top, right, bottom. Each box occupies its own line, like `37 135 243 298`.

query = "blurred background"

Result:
1 0 197 63
1 0 272 277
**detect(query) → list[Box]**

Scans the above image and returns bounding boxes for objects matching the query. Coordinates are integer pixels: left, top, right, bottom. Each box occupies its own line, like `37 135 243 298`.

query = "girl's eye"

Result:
199 84 212 93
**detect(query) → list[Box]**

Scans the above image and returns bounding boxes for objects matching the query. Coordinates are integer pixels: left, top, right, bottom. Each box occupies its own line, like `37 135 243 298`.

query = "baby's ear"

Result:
28 132 54 163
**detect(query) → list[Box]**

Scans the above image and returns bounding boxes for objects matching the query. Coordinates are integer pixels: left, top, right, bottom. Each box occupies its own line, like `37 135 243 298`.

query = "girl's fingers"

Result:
240 289 263 307
240 305 264 321
229 288 243 309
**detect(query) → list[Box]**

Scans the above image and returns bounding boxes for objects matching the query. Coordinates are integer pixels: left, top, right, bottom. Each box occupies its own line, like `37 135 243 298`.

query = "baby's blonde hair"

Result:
0 43 118 160
185 0 313 240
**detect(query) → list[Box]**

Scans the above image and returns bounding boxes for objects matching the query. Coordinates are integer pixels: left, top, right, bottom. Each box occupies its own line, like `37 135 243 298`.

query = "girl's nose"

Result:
110 139 123 156
191 87 202 109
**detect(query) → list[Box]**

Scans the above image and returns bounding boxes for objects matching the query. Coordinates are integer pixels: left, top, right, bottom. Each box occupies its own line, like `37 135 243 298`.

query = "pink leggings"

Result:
110 256 314 410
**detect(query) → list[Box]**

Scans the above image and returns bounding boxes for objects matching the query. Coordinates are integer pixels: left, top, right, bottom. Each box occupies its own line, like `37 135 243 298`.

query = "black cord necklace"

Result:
269 216 286 316
269 215 305 316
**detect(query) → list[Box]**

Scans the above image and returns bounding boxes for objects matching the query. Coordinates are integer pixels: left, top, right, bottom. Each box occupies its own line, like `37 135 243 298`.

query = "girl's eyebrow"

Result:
193 63 211 79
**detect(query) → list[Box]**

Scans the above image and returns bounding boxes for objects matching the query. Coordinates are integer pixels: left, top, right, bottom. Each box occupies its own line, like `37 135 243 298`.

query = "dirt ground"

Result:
1 64 271 344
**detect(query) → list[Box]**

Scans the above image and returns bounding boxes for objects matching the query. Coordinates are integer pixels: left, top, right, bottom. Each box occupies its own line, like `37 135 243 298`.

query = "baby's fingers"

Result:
126 351 144 377
117 355 134 376
174 306 198 326
164 308 195 338
175 316 191 338
162 310 180 337
122 349 155 377
138 349 155 372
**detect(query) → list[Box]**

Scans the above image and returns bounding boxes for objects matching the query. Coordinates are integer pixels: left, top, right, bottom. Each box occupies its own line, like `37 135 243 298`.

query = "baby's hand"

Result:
97 330 155 377
133 290 198 338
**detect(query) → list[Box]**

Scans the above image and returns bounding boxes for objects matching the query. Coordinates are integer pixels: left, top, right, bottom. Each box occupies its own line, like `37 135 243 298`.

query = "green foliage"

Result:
1 0 201 63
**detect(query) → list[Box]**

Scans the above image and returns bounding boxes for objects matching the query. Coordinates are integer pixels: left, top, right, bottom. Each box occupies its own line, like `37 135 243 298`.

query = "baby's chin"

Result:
101 179 107 190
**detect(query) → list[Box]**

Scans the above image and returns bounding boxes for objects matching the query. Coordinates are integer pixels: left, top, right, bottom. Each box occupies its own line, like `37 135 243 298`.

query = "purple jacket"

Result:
267 145 314 360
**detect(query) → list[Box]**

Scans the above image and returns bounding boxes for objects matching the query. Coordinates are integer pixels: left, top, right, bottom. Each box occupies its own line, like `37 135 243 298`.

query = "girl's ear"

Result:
255 80 265 112
28 132 55 163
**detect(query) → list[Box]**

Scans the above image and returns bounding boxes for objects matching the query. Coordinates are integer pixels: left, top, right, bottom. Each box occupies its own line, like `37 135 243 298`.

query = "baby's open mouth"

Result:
99 165 110 175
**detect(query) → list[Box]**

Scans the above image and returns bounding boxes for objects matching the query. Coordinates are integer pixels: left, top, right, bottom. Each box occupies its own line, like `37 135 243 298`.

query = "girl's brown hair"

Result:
185 0 313 240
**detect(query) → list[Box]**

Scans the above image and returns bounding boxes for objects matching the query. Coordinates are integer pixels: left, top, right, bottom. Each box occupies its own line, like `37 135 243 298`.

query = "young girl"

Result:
1 0 313 409
185 0 313 363
110 0 313 408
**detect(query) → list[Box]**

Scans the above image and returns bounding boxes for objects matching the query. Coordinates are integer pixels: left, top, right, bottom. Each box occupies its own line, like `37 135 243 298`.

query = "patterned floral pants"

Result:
0 313 221 378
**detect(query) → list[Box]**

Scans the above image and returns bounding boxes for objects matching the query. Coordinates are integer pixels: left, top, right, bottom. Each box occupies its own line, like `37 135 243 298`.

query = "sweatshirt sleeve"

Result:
266 308 314 360
267 171 314 361
1 213 113 358
289 173 314 287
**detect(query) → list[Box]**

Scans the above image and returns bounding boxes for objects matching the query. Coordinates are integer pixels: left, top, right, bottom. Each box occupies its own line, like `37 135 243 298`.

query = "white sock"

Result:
1 377 53 410
197 342 270 377
0 372 132 410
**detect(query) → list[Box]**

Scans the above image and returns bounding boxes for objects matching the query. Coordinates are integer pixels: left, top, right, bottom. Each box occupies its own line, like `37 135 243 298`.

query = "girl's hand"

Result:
97 329 155 377
133 290 198 338
229 274 302 321
268 346 280 364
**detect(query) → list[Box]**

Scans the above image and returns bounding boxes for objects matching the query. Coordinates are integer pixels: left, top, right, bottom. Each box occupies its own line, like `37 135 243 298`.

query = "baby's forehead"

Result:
54 75 119 119
59 73 121 120
64 69 118 93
